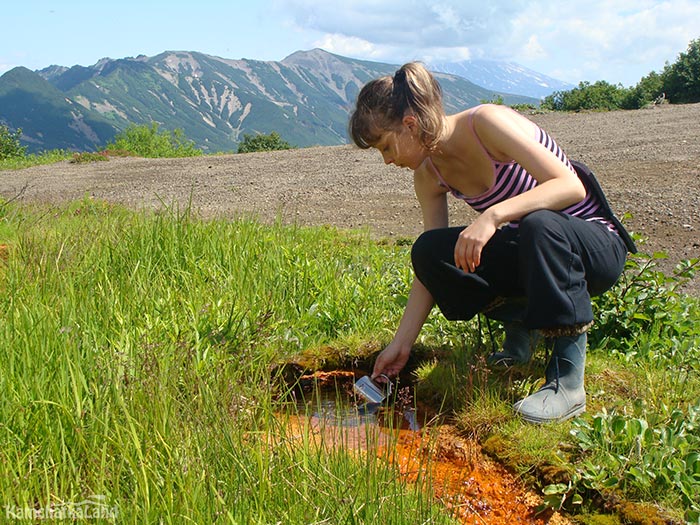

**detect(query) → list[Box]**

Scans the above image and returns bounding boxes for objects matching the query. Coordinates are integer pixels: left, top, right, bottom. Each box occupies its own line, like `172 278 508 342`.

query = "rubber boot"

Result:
487 322 540 368
513 332 587 424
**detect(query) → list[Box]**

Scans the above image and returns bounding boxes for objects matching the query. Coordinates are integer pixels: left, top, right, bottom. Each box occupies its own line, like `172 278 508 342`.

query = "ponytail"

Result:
349 62 445 151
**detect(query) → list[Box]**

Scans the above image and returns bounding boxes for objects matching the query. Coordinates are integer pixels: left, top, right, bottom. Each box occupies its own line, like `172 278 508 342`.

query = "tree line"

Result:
541 37 700 111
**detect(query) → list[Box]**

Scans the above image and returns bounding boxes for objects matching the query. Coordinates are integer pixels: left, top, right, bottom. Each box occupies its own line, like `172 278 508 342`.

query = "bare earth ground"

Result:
1 103 699 295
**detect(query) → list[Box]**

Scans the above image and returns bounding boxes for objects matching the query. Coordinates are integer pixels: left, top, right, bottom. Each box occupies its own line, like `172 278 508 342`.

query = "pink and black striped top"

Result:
429 114 616 232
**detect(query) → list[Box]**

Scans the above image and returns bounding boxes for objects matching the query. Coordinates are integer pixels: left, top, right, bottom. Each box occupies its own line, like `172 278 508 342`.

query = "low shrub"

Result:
0 125 27 160
70 152 110 163
106 122 202 158
237 131 293 153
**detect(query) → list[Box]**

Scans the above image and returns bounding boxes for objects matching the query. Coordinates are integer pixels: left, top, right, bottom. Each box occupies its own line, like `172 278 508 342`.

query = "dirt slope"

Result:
1 103 698 295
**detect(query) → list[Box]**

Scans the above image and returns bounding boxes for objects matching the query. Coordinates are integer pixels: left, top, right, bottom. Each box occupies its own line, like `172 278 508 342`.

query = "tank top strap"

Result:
426 157 450 188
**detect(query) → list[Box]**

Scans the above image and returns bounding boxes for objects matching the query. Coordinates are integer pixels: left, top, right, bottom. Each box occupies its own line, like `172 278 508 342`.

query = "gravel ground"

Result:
1 103 699 295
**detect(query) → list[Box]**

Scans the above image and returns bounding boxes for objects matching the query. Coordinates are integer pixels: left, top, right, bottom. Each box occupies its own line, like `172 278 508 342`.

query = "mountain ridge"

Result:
428 58 574 99
0 66 115 150
1 49 544 153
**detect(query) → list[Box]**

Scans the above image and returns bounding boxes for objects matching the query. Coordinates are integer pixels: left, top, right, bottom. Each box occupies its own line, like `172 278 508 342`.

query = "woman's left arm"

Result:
453 105 586 273
475 105 586 222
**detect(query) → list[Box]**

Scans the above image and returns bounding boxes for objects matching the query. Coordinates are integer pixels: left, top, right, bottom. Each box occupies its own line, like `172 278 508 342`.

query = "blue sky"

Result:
2 0 699 87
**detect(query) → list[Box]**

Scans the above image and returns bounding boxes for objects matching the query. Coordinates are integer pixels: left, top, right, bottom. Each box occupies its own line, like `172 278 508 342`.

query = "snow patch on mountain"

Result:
429 59 573 99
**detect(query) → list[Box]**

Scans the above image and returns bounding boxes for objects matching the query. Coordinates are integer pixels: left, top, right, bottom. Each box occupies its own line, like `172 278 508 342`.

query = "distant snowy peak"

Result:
428 59 573 100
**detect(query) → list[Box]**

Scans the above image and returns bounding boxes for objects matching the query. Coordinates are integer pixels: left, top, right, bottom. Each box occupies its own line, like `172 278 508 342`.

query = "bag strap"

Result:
570 160 637 254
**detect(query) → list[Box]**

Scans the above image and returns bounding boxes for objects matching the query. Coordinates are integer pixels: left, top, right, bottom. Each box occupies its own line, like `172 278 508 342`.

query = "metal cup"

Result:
353 374 392 404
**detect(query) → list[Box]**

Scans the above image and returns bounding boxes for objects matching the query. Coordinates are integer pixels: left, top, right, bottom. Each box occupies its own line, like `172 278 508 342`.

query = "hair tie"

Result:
391 68 411 111
393 68 406 85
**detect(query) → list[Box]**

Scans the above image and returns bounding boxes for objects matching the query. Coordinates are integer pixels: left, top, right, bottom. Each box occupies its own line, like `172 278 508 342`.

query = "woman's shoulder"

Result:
467 104 537 142
414 158 447 195
450 104 509 131
466 103 514 123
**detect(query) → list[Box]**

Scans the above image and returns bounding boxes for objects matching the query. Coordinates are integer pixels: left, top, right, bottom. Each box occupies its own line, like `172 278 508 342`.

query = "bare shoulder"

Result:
413 160 445 198
472 103 532 131
471 104 539 157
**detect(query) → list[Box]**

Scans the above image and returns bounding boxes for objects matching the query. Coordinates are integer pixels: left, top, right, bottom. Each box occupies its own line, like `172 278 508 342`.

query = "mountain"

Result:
1 49 540 153
429 59 574 100
0 67 116 151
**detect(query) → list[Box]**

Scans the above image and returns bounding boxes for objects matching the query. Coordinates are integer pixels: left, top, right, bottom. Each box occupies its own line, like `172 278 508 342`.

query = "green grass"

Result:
0 197 698 523
0 198 455 523
0 149 74 170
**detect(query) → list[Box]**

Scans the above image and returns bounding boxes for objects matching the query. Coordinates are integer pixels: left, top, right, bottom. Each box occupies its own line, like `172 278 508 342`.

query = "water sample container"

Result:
353 375 392 404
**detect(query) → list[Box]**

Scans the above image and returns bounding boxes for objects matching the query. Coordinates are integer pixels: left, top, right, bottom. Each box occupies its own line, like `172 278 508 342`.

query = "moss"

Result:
614 501 668 525
573 514 622 525
481 433 541 482
539 463 573 486
481 434 510 458
572 495 678 525
289 340 382 371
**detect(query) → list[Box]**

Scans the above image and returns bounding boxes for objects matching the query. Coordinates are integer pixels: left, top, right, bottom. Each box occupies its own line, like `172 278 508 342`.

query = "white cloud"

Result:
279 0 700 85
521 35 546 62
506 0 700 84
282 0 528 53
313 34 381 59
420 47 472 63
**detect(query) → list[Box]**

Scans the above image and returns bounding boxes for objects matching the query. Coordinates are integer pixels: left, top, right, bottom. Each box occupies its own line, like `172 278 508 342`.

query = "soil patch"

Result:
1 103 698 295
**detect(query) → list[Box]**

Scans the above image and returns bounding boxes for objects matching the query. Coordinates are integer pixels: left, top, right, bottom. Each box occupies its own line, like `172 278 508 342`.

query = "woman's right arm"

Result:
372 166 448 380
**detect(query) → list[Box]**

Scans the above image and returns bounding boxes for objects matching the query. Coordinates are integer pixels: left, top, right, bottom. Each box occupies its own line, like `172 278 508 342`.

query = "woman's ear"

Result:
402 114 418 132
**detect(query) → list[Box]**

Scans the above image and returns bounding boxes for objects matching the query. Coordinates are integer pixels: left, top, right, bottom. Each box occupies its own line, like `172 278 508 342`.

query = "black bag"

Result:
570 160 637 254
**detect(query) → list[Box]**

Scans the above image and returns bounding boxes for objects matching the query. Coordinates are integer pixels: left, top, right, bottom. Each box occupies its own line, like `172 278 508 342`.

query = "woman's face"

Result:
374 117 427 171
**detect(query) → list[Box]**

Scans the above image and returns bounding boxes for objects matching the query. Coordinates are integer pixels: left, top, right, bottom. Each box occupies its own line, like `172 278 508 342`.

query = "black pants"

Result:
411 210 628 329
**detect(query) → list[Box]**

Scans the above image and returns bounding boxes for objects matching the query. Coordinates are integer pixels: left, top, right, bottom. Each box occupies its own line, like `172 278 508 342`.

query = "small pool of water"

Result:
297 394 422 431
282 370 570 525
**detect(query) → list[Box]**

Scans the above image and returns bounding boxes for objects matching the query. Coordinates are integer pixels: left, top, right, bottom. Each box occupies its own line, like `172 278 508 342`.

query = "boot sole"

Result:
516 402 586 424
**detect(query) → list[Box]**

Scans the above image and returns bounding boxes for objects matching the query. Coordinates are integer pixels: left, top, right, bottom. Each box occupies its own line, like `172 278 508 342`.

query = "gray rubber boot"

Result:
487 322 540 368
513 332 587 424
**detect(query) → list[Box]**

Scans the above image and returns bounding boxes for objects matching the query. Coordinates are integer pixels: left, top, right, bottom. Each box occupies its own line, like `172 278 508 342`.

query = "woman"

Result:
349 62 635 423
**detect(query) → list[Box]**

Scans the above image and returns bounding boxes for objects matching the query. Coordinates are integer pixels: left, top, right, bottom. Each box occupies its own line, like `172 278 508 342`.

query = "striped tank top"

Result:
429 113 616 232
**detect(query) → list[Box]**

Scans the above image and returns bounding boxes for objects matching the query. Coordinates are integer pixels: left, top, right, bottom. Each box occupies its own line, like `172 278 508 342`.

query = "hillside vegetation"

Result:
0 49 536 154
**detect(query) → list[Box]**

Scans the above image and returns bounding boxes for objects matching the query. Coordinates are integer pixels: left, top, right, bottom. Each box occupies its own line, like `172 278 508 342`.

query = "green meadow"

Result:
0 197 698 523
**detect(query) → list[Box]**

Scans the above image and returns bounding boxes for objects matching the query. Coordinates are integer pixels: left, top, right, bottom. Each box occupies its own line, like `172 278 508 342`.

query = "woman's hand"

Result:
454 211 498 272
371 340 411 381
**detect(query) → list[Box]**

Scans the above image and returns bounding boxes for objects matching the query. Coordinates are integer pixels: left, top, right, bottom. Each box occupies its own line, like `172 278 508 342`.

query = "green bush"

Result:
662 37 700 103
626 71 665 108
541 81 629 111
106 122 202 158
510 103 539 112
572 402 700 522
480 95 505 105
237 131 293 153
590 251 699 355
0 124 27 160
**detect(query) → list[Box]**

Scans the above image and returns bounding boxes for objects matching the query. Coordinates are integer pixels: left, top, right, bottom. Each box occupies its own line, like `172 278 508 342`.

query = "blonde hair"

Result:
349 62 445 151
